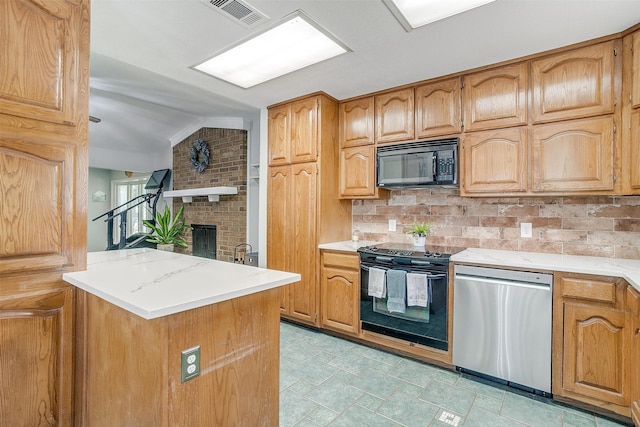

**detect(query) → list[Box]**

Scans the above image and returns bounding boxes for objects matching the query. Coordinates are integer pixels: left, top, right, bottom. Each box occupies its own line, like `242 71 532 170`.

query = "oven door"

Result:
360 260 448 351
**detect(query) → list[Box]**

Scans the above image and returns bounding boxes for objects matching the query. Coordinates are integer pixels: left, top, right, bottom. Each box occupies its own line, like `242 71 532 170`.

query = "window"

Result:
111 176 152 241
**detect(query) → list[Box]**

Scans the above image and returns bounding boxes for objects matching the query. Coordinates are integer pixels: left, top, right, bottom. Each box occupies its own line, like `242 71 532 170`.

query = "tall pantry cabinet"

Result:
0 0 90 424
267 93 352 326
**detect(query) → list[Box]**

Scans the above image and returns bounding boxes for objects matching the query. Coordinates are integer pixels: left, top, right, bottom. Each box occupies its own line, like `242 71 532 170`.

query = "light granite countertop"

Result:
451 248 640 291
62 248 300 319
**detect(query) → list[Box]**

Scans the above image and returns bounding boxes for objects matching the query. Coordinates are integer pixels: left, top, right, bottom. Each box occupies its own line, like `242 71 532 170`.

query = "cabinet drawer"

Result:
322 251 359 270
560 276 617 303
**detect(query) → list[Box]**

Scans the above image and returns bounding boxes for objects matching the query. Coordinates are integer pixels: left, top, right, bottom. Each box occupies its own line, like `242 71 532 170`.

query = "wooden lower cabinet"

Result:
628 286 640 426
320 250 360 335
0 286 74 426
553 273 632 418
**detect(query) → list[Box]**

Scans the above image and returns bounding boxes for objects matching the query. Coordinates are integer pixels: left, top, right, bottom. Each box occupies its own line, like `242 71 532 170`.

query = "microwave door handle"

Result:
432 155 437 181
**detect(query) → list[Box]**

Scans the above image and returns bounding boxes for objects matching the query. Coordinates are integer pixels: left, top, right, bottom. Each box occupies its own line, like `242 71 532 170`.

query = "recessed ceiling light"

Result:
383 0 498 31
192 10 350 89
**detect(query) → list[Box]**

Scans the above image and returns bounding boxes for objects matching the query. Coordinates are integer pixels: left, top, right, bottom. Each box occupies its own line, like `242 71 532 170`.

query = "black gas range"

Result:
357 242 452 351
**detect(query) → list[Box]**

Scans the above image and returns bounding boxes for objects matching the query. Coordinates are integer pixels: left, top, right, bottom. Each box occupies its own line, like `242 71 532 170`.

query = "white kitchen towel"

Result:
386 269 407 313
406 273 428 307
368 267 387 298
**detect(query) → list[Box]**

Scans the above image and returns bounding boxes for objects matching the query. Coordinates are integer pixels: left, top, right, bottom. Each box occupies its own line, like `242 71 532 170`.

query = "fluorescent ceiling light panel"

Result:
193 11 349 88
384 0 498 31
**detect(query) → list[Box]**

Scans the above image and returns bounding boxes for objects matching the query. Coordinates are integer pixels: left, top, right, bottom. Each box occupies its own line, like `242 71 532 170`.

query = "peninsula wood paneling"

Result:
0 0 89 423
76 288 280 426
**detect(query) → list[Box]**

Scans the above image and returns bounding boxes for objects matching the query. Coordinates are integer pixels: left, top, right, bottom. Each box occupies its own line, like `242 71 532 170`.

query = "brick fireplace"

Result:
171 128 247 262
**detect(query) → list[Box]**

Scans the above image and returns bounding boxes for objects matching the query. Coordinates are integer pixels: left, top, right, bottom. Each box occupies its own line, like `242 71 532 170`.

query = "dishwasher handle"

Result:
454 273 552 291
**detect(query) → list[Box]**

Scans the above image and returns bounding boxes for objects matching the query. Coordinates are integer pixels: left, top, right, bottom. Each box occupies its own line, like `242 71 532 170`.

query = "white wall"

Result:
87 168 112 251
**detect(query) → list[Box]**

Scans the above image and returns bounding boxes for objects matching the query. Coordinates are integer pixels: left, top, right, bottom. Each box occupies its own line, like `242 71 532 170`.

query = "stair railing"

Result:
93 191 160 250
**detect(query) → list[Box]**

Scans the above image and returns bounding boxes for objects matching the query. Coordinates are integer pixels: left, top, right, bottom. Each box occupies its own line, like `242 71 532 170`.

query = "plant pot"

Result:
156 244 175 252
412 235 426 247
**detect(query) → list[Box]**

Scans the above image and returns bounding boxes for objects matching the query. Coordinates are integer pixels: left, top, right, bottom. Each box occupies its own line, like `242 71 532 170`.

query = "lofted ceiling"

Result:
89 0 640 164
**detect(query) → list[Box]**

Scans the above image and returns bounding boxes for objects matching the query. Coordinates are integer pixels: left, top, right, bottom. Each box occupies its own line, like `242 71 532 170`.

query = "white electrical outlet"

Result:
388 219 396 232
181 345 200 382
520 222 532 238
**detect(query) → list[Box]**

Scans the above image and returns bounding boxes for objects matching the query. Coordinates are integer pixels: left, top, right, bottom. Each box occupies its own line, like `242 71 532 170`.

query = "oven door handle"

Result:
360 265 389 271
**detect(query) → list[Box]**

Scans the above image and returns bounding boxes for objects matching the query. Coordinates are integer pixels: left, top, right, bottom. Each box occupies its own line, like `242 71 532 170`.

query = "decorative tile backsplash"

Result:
352 189 640 259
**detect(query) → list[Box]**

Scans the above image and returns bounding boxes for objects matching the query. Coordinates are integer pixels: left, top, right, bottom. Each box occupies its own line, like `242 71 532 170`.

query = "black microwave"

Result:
376 138 458 188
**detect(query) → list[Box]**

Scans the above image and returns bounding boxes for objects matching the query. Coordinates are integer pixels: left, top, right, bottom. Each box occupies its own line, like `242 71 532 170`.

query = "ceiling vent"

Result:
201 0 268 28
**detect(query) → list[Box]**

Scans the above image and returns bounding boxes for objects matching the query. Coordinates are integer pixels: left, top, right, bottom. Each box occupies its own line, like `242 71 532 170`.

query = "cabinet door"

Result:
563 303 630 406
0 287 74 426
289 162 318 325
416 78 462 138
267 165 293 313
531 117 614 193
321 251 360 335
268 104 291 166
628 286 640 426
0 0 89 423
376 88 415 143
464 63 528 131
629 110 640 191
290 97 318 163
339 145 376 198
532 41 615 123
631 31 640 109
461 127 527 194
340 97 375 148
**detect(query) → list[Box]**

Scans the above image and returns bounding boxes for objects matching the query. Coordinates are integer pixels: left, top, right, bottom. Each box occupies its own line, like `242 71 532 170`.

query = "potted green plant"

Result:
143 205 192 251
405 221 434 247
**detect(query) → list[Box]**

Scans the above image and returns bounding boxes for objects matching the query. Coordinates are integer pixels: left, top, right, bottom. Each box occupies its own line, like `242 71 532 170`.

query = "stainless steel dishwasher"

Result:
452 264 553 395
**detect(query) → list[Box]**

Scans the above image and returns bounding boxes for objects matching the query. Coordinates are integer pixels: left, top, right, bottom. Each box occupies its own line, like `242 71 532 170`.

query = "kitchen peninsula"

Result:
63 249 300 426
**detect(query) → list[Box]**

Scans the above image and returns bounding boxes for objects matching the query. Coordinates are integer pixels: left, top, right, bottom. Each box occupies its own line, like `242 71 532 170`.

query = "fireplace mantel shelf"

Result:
163 186 237 203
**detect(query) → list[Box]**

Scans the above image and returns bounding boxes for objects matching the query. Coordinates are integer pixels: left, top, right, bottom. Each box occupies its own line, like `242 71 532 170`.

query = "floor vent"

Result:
201 0 268 28
438 411 462 426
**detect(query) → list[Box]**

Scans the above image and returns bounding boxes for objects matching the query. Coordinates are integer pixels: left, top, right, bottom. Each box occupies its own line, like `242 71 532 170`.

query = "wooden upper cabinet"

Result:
269 96 319 165
268 104 291 166
464 63 528 132
375 88 415 143
340 145 377 198
631 31 640 109
415 78 462 138
0 0 81 126
290 97 318 163
461 127 528 195
531 41 616 124
531 117 615 193
340 97 375 148
629 110 640 191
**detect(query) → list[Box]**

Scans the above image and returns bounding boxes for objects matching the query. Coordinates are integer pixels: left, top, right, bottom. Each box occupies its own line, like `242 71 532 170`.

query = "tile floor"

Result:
279 322 631 427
